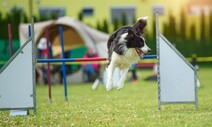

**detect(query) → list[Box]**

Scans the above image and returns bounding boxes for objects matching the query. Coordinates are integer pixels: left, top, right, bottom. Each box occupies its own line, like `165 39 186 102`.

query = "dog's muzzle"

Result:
135 48 144 58
135 48 151 58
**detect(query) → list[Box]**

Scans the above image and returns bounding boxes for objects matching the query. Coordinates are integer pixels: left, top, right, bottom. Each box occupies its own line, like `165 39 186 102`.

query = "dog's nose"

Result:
148 49 151 53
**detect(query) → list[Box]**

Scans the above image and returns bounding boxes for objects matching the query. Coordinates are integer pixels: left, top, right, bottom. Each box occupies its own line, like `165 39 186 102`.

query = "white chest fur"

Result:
111 48 139 69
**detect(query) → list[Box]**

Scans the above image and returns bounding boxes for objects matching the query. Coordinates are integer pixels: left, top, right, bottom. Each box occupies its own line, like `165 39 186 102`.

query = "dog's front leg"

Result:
117 68 129 90
106 62 115 91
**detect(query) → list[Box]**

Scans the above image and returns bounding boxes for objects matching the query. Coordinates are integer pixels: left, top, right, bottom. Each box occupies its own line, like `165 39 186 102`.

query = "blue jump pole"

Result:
143 55 157 59
36 55 157 63
28 25 31 37
59 26 68 101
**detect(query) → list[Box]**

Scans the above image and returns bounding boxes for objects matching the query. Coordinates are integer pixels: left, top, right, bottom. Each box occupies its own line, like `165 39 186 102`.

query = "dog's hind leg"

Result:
106 62 115 91
117 68 129 90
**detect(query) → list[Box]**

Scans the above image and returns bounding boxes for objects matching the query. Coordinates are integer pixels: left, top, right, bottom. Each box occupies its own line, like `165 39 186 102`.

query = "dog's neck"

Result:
124 48 140 60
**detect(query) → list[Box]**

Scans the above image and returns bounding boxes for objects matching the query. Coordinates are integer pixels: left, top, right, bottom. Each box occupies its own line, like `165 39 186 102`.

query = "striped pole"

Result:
8 24 13 57
36 55 157 63
59 26 68 101
45 27 52 103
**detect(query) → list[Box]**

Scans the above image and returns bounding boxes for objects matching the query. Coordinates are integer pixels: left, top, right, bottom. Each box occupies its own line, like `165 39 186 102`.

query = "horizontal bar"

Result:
36 55 157 63
143 55 157 59
37 57 107 63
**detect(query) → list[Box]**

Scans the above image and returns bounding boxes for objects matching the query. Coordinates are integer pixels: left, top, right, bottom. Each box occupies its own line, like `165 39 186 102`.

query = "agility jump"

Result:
0 14 198 115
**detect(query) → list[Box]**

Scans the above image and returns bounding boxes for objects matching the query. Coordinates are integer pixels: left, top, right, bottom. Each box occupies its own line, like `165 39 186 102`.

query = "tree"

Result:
190 23 196 40
152 16 156 39
113 18 119 32
22 12 28 23
163 22 168 37
51 12 58 20
121 12 127 26
209 10 212 41
78 11 83 21
180 8 186 39
39 14 48 21
102 19 109 33
168 14 177 38
200 9 206 42
96 20 102 31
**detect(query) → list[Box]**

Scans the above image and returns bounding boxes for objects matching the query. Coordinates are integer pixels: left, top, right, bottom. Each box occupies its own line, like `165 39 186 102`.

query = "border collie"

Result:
106 17 151 90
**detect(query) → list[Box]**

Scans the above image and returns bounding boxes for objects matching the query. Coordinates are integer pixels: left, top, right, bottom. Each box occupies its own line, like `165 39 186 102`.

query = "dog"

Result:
106 17 151 90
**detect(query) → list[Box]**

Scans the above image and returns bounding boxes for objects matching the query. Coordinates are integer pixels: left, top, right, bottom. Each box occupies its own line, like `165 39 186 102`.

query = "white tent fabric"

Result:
19 20 54 46
19 16 109 57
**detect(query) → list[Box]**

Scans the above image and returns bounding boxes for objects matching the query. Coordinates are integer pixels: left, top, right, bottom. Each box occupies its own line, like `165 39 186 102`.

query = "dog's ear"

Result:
132 16 148 35
107 32 117 49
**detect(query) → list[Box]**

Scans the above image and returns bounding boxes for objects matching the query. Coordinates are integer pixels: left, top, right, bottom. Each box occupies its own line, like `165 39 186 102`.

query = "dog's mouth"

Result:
135 48 144 58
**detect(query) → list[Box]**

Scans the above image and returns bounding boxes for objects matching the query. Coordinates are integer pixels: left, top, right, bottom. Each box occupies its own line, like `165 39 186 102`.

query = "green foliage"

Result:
0 8 25 39
200 10 206 42
0 7 63 39
78 10 84 21
22 12 28 23
0 7 212 57
96 20 102 31
51 12 58 20
133 14 136 25
162 22 168 37
168 13 177 38
121 12 127 26
209 10 212 40
190 23 196 40
0 39 20 68
152 9 212 57
102 19 109 33
96 19 109 33
0 67 211 126
39 13 49 21
151 16 156 39
113 18 119 32
0 6 29 39
180 8 186 39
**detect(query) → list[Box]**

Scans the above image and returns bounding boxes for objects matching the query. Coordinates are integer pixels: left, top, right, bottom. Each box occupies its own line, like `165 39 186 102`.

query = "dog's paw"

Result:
117 87 123 91
106 86 113 91
106 88 112 91
106 82 113 91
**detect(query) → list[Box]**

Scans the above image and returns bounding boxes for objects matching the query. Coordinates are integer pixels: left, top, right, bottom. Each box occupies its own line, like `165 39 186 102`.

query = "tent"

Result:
19 17 109 83
19 16 109 57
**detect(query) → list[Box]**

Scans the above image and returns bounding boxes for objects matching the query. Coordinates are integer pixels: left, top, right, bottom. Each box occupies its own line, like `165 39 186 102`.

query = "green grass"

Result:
0 66 212 127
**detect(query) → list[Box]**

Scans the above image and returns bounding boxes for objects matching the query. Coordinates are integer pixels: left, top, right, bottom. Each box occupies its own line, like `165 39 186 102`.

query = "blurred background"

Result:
0 0 211 83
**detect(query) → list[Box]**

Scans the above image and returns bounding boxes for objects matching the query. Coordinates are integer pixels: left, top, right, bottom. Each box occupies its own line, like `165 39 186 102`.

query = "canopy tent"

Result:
19 17 109 83
19 16 109 57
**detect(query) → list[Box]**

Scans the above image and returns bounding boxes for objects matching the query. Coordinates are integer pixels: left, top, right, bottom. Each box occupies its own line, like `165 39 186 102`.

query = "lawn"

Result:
0 65 212 127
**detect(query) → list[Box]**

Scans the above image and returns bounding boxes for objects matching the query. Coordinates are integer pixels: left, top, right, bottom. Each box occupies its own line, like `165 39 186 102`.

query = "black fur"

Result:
132 18 147 35
107 18 147 67
107 27 145 66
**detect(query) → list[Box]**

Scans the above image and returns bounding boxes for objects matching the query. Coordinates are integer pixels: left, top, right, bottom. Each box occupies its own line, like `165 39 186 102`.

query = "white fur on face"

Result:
141 43 150 53
119 33 128 43
140 37 150 54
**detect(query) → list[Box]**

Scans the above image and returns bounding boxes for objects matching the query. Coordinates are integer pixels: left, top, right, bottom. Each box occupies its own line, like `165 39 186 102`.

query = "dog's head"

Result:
112 28 151 58
107 16 150 62
108 27 151 58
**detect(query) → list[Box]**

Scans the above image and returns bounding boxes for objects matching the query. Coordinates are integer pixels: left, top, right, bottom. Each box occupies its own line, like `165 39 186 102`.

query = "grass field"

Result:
0 65 212 127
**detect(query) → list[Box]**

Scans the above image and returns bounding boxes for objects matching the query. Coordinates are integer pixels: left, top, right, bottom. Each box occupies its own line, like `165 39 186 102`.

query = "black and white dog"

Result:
106 17 151 90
